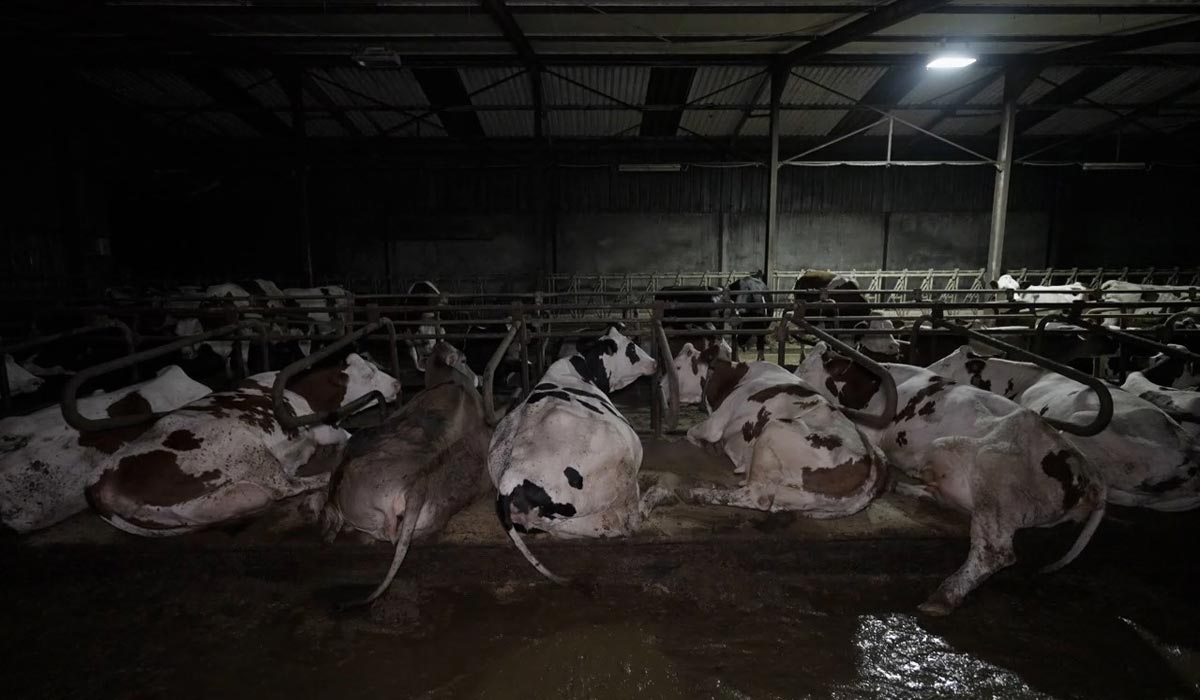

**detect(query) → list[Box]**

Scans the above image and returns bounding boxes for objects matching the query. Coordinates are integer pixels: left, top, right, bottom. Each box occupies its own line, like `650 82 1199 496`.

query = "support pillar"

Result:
765 63 785 282
986 71 1019 283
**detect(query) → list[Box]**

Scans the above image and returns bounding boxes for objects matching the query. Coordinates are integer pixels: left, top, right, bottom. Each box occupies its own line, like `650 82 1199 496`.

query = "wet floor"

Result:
3 509 1199 700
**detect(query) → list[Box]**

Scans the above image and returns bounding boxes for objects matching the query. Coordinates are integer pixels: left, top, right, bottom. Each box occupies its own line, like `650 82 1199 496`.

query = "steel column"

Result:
765 64 784 283
986 73 1019 283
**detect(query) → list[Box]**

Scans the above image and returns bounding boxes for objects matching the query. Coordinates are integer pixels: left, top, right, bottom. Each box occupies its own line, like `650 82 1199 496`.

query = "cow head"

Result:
795 342 882 410
661 339 732 407
342 353 403 406
853 316 902 358
571 326 657 393
424 341 480 390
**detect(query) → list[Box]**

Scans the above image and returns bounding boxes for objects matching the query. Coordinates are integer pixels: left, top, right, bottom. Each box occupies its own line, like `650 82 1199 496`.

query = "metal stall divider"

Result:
1 320 138 415
60 320 269 432
909 315 1114 437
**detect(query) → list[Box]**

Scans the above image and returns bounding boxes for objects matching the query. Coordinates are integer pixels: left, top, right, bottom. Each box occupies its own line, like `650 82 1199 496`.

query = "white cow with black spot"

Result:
490 326 659 583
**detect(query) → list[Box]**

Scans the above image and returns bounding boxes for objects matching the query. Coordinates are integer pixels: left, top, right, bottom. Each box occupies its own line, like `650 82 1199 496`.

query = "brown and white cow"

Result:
86 354 401 536
797 343 1106 615
490 326 660 583
321 343 491 605
929 346 1200 512
684 359 886 518
0 366 212 532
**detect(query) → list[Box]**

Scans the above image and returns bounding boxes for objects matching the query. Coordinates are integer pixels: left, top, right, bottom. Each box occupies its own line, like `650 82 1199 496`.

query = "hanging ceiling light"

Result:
926 53 976 70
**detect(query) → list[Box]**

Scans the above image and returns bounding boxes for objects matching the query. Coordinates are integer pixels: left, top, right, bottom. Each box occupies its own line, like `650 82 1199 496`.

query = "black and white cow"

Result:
86 354 401 536
0 366 211 532
660 339 732 407
930 346 1200 512
400 281 443 371
726 273 773 360
798 343 1106 615
994 274 1086 308
793 271 871 330
654 285 724 355
321 342 491 604
490 326 660 582
685 359 886 518
1122 370 1200 442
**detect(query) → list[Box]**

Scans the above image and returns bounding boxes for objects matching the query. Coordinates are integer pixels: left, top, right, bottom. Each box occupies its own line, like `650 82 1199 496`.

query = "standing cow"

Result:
930 346 1200 511
726 273 772 360
490 326 659 582
86 354 401 536
797 343 1106 614
322 342 491 604
0 366 212 532
685 359 886 518
793 271 871 330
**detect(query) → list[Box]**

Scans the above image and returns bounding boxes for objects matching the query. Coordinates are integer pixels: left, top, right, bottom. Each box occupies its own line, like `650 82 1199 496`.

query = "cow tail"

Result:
345 480 428 609
318 502 344 544
495 493 568 585
1041 484 1106 574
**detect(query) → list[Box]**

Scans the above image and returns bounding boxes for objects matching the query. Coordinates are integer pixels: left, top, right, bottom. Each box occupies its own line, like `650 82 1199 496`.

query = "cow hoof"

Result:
917 599 955 617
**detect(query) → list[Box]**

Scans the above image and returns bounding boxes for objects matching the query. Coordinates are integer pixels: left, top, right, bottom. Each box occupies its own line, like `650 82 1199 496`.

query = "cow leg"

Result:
893 481 942 503
688 484 775 511
756 332 766 361
919 512 1016 616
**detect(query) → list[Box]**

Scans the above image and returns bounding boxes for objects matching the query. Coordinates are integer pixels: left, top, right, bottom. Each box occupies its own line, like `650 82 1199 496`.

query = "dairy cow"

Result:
281 285 352 337
0 366 211 532
726 273 772 359
86 354 401 536
1100 281 1199 321
793 272 871 330
1141 350 1200 390
797 343 1106 614
401 281 443 370
852 315 903 362
660 340 732 407
995 274 1086 307
685 359 886 519
1122 371 1200 441
322 342 491 604
490 326 660 582
930 346 1200 511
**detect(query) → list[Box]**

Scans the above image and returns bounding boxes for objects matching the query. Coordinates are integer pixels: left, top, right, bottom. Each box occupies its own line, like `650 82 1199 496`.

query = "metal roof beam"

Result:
826 65 926 138
1034 17 1200 62
176 65 292 138
479 0 544 141
297 68 364 137
411 67 486 139
639 67 696 138
730 72 771 145
1008 67 1126 136
781 0 954 67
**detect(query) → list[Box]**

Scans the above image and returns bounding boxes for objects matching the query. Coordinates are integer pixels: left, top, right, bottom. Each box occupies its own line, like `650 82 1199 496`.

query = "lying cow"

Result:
321 342 490 604
994 274 1086 309
282 285 351 336
797 343 1106 614
793 271 871 330
401 280 443 370
491 326 659 583
86 353 401 536
660 340 732 406
1141 350 1200 390
1122 371 1200 441
0 366 211 532
930 346 1200 511
685 359 886 518
851 315 903 362
1099 280 1199 321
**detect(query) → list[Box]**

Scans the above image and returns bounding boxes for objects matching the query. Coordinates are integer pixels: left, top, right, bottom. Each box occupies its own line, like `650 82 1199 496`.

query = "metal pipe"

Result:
986 73 1019 283
789 304 897 429
652 312 680 432
911 315 1114 437
764 63 784 283
271 318 398 431
482 322 521 427
60 321 266 433
1050 313 1200 362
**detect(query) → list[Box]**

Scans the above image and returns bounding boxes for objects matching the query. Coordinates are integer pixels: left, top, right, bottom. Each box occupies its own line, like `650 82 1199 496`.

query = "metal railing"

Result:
0 320 137 415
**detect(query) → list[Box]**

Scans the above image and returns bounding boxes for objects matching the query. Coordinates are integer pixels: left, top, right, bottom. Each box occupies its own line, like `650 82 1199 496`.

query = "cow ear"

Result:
606 321 626 334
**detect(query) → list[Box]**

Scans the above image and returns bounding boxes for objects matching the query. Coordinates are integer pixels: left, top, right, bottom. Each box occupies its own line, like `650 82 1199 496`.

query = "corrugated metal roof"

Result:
679 109 745 137
1024 107 1115 137
200 112 260 139
740 109 847 137
543 66 650 106
902 67 997 106
140 69 212 106
549 110 642 137
477 110 535 138
686 66 766 106
305 118 347 138
1085 66 1200 105
311 68 430 108
223 67 290 110
866 110 937 136
370 110 448 138
936 113 1002 136
345 111 379 137
1019 66 1085 104
459 67 530 106
782 67 887 106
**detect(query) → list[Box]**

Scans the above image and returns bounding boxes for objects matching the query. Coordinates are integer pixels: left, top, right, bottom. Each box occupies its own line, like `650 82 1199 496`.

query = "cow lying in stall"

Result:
930 346 1200 511
1121 368 1200 441
796 343 1106 614
660 340 732 406
994 274 1087 307
86 354 401 536
322 342 491 605
0 366 212 532
684 358 887 518
490 326 661 582
1138 348 1200 390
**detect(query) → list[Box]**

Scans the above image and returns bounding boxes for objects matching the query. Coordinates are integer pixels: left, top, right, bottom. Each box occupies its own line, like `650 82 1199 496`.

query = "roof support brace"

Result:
986 70 1020 284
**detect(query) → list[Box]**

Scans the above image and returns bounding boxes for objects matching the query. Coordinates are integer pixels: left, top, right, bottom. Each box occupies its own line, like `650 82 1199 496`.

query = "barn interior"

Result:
3 2 1200 698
